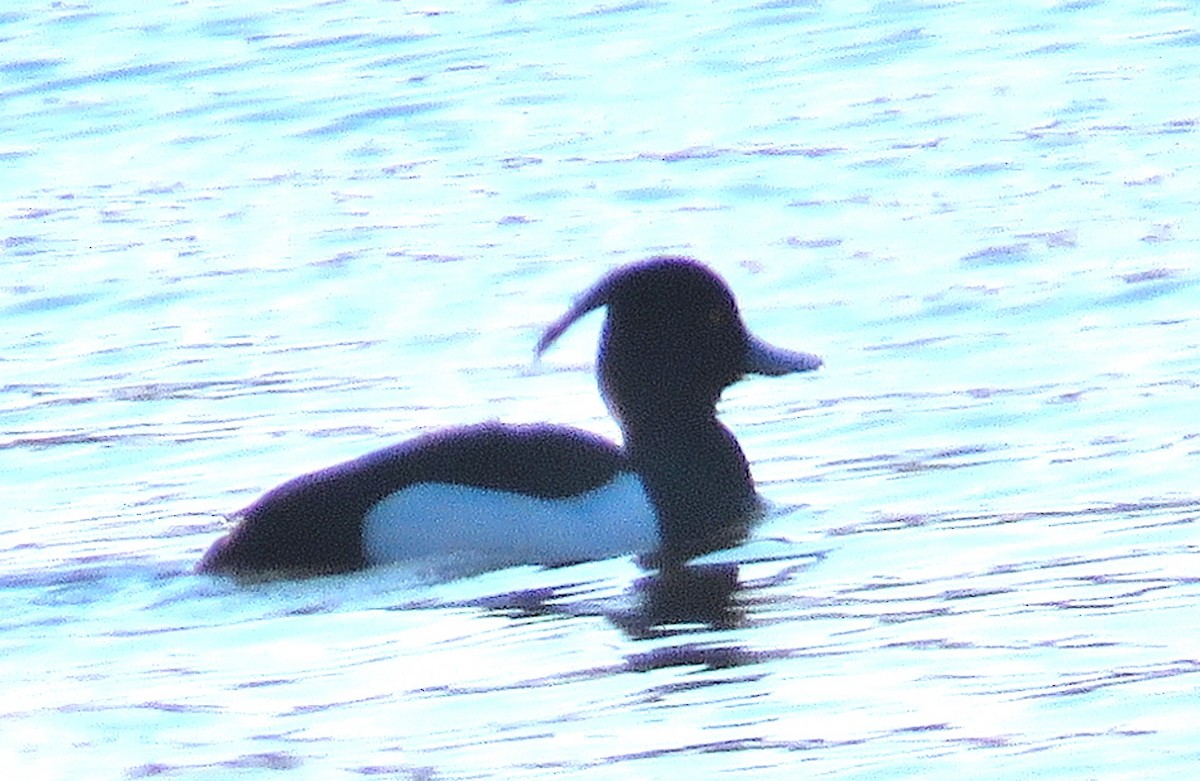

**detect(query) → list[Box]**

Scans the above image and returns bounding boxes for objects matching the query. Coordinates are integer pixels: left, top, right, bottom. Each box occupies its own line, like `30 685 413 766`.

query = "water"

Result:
2 0 1199 777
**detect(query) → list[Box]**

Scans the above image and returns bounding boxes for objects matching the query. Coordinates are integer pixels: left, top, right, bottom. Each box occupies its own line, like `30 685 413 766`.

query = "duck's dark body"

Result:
199 423 631 576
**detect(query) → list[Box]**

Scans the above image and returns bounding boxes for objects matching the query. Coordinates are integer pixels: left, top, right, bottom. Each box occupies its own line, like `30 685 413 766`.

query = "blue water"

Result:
3 1 1199 778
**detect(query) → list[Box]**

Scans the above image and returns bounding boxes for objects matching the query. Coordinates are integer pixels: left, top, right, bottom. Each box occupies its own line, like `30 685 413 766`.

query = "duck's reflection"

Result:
614 563 743 638
614 563 757 674
471 563 743 633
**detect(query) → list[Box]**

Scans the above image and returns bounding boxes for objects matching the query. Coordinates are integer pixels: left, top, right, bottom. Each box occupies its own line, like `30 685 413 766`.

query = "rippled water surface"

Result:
3 1 1199 778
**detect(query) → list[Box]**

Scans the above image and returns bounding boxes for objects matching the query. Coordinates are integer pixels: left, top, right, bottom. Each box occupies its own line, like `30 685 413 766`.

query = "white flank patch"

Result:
361 473 658 570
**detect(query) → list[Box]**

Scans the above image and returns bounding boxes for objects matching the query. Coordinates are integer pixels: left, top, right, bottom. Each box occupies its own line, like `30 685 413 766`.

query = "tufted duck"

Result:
197 256 821 578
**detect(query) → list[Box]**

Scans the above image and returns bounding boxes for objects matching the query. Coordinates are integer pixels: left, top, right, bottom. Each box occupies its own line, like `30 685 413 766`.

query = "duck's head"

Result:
537 256 822 429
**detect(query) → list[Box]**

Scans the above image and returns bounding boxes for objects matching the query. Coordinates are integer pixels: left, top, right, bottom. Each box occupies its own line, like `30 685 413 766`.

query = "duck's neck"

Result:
621 411 760 565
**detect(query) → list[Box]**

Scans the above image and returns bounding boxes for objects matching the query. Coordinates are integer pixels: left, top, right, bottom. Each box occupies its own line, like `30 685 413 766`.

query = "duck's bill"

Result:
744 334 823 376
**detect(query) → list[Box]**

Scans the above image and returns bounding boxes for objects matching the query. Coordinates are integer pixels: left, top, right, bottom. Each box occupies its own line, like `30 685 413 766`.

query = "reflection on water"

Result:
470 563 749 641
